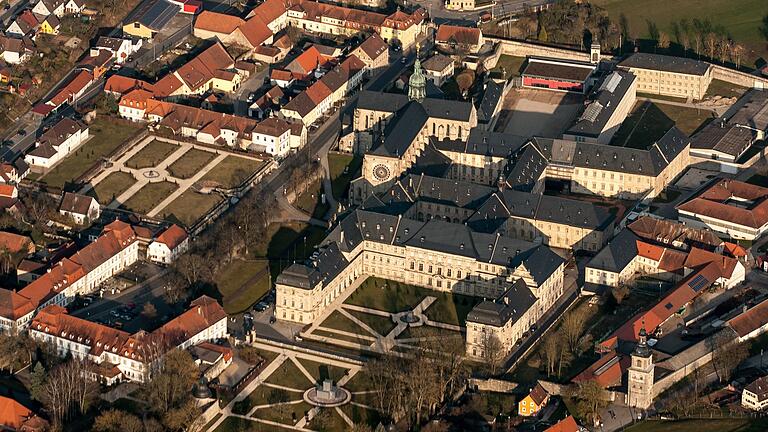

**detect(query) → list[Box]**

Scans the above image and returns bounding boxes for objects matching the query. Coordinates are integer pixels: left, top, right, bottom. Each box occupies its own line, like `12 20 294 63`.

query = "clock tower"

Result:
627 325 654 410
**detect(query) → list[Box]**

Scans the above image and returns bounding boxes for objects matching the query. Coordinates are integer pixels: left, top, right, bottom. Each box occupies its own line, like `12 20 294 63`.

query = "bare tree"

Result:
710 332 748 384
732 43 745 69
611 284 630 305
562 308 588 353
94 409 143 432
480 332 505 376
0 331 35 373
705 32 718 60
541 335 559 377
570 380 608 427
657 32 671 50
717 36 731 64
40 357 97 428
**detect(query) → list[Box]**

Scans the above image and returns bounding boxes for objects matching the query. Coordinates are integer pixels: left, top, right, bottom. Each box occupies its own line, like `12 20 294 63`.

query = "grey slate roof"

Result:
504 143 547 192
586 228 639 272
371 101 429 157
356 90 473 122
727 89 768 131
274 242 348 289
431 130 527 158
566 70 636 138
477 80 504 124
522 57 595 82
125 0 180 30
619 53 711 76
422 54 453 72
533 137 671 176
466 278 537 326
410 142 453 178
691 122 756 158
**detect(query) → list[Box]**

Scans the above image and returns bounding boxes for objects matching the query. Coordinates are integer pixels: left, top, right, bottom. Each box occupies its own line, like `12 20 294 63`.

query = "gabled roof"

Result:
0 396 32 430
677 179 768 229
0 288 35 321
154 224 187 249
105 75 154 95
435 24 481 45
237 15 272 47
356 33 387 60
0 231 33 254
193 10 244 34
729 299 768 338
125 0 180 30
745 376 768 402
59 192 96 215
545 416 580 432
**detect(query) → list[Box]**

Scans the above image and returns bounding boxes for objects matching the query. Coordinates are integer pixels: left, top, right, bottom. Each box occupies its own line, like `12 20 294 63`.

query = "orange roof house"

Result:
0 231 34 255
545 416 581 432
0 396 32 429
154 224 188 250
194 10 245 34
435 24 483 48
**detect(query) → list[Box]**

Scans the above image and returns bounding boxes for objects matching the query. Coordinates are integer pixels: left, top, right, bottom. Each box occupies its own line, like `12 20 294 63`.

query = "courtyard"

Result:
611 101 715 149
80 136 271 227
495 87 584 138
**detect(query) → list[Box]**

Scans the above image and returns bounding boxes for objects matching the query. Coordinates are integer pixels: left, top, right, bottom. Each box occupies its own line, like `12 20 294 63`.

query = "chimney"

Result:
197 306 202 315
340 230 345 244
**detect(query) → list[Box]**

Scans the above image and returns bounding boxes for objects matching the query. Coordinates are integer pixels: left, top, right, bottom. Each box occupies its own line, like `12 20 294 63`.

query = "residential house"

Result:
193 10 273 49
38 14 60 35
7 10 40 38
0 231 34 255
147 224 189 264
743 376 768 411
0 396 48 432
251 45 284 64
351 33 388 76
29 295 227 382
435 24 483 54
122 0 180 39
0 163 24 183
285 45 331 79
518 382 549 416
25 117 89 169
64 0 86 14
0 36 34 64
251 117 291 157
248 85 283 119
59 192 99 224
545 416 583 432
270 69 294 88
32 0 66 17
118 88 155 121
105 74 154 96
77 49 112 79
93 36 142 64
152 42 240 98
41 70 94 112
422 54 453 87
0 184 18 201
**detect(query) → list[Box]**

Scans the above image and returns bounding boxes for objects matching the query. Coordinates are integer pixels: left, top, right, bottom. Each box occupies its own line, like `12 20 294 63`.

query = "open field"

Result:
121 181 178 214
163 190 223 227
611 101 714 149
491 55 526 80
167 148 217 179
39 118 142 190
592 0 768 68
213 259 270 314
125 140 178 169
87 171 135 205
348 310 397 336
201 156 264 188
704 79 749 99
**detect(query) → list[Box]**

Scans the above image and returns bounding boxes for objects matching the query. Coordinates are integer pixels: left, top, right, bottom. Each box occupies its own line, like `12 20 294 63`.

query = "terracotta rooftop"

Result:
436 24 482 46
193 10 245 34
105 75 154 95
728 299 768 338
0 288 35 321
545 416 580 432
0 231 33 254
677 179 768 229
0 396 32 430
155 224 188 250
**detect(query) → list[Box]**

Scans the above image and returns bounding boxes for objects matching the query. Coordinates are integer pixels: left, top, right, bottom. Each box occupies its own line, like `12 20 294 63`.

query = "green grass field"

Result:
265 360 313 389
40 118 142 190
296 180 329 220
88 171 135 205
167 148 217 179
491 55 526 79
328 153 362 201
348 310 397 336
121 181 178 214
125 140 178 169
296 358 349 384
201 156 264 188
593 0 768 68
213 259 270 314
163 190 222 227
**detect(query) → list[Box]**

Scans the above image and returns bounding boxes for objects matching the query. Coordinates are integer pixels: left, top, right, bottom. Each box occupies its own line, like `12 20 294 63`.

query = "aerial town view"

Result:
1 0 768 430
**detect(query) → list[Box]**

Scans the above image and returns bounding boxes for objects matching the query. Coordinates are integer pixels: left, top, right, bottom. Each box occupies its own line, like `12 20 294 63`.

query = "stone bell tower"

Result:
627 325 655 410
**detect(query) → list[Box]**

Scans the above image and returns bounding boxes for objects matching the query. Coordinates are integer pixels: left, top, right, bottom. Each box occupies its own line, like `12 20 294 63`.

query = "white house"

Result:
743 377 768 411
93 36 142 64
64 0 86 14
251 117 291 157
25 118 89 169
59 192 99 224
33 0 66 17
0 36 34 64
147 224 189 264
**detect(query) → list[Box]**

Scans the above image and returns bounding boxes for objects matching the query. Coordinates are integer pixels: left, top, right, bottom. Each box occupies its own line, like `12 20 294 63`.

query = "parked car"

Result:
254 302 268 312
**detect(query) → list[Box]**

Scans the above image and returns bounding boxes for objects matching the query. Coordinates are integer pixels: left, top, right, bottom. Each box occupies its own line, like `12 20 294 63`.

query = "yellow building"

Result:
618 53 713 100
122 0 180 39
38 15 60 35
518 383 549 417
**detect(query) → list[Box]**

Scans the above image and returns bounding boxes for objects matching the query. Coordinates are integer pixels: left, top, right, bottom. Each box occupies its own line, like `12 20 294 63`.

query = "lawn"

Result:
328 153 362 201
625 418 768 432
213 416 270 432
201 156 264 189
167 148 217 179
120 181 178 214
265 360 314 389
124 140 179 169
490 55 526 80
307 408 349 432
704 79 749 99
232 385 301 416
592 0 768 69
296 358 349 384
348 310 396 336
252 401 312 424
40 117 142 190
163 190 223 227
213 258 270 314
424 292 484 326
344 277 432 313
611 101 714 149
295 180 330 219
320 311 363 334
397 325 464 341
339 404 382 429
88 171 135 204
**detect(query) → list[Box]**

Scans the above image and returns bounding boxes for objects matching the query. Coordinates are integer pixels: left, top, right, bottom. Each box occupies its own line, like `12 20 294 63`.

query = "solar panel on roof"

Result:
688 274 709 292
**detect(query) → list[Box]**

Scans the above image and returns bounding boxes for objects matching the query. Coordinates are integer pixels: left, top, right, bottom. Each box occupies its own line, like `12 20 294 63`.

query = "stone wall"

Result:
469 378 518 393
485 37 591 62
711 65 768 89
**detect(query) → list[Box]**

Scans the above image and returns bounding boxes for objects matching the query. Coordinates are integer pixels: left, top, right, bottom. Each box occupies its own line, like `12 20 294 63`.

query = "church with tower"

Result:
351 48 478 198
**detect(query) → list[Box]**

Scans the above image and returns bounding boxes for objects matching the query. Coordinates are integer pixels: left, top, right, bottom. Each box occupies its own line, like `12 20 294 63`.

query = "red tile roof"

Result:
305 80 331 105
194 10 245 34
155 224 188 250
684 247 738 280
49 70 93 106
0 396 32 430
636 240 664 261
545 416 580 432
0 184 16 198
436 24 481 45
573 353 630 388
105 75 154 95
729 299 768 338
677 179 768 229
271 69 293 81
0 231 33 254
0 288 35 321
237 15 272 47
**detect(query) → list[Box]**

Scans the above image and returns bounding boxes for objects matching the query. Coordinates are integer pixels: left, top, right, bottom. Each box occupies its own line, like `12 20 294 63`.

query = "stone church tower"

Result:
408 45 426 103
627 326 654 409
